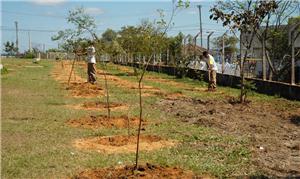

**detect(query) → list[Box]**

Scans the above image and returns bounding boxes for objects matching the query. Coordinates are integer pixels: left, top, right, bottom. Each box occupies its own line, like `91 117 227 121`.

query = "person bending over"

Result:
203 51 218 91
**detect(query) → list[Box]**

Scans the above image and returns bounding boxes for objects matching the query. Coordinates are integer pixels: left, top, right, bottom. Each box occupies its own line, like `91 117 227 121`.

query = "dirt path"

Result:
157 97 300 177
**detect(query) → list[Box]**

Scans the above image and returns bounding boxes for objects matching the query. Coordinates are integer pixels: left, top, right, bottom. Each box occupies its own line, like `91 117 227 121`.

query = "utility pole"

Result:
15 21 19 55
43 44 45 52
222 31 228 74
167 48 169 65
28 31 32 52
288 22 300 85
222 35 225 74
262 35 267 80
291 30 295 85
197 5 203 47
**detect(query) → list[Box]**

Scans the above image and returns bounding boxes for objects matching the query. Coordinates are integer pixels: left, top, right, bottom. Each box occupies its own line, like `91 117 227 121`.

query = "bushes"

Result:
23 51 36 59
1 66 9 75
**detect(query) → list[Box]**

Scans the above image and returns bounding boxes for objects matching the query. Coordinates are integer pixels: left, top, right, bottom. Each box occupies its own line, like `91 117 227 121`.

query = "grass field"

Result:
1 58 300 178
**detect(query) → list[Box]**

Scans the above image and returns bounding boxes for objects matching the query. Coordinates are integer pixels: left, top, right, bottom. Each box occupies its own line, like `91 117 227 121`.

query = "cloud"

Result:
85 7 104 15
31 0 66 6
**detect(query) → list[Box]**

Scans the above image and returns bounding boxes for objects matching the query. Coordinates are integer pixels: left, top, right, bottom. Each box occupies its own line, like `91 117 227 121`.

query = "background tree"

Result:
3 41 18 56
254 1 300 81
210 0 279 103
271 16 300 82
168 32 184 65
101 28 117 43
212 34 238 62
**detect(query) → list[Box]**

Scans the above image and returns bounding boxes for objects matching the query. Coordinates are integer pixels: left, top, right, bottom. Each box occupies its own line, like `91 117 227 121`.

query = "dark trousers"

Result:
87 63 96 83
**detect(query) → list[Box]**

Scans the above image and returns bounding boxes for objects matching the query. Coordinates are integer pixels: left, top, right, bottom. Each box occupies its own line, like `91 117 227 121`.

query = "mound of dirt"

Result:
157 97 300 177
82 101 121 108
73 135 177 154
73 163 199 179
67 115 144 129
66 82 104 97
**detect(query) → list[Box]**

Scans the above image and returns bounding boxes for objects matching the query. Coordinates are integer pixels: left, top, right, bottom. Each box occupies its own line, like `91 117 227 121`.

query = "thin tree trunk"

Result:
103 70 110 118
135 79 143 169
135 54 153 170
68 56 77 86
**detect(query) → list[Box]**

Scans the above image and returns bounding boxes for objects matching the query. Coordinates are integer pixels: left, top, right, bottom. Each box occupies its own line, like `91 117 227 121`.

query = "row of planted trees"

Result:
52 0 190 170
52 1 297 172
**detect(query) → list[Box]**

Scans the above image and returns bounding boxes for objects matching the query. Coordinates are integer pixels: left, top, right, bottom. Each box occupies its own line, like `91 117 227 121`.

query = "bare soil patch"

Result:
73 163 200 179
73 135 177 154
66 115 144 129
158 97 300 177
66 82 104 98
67 101 128 111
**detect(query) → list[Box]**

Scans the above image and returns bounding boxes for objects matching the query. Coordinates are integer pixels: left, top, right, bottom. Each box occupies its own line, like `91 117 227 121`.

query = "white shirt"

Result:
205 54 218 71
87 46 96 64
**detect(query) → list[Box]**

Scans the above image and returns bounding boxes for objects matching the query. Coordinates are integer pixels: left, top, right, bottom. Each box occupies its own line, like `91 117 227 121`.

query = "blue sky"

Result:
1 0 228 53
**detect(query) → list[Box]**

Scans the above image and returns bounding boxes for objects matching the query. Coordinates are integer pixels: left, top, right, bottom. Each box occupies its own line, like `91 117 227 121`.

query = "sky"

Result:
0 0 229 53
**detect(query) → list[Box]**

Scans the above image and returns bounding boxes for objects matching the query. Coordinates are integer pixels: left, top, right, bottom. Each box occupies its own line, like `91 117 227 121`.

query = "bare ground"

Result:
72 163 202 179
157 96 300 177
73 135 177 154
66 115 145 129
66 101 128 111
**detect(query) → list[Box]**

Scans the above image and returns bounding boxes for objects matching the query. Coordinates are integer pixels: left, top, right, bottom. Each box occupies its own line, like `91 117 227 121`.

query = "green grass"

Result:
2 59 299 178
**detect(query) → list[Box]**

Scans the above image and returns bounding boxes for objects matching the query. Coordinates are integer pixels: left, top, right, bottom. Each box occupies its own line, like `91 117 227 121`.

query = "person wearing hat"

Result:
86 41 97 84
203 51 218 91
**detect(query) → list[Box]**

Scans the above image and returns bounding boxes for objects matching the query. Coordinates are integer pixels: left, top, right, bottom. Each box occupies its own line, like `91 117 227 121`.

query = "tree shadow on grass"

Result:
290 115 300 126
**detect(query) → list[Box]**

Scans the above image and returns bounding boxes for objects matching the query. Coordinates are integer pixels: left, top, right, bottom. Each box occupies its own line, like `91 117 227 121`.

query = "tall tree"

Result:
210 0 279 103
168 32 184 65
3 41 18 56
102 28 117 43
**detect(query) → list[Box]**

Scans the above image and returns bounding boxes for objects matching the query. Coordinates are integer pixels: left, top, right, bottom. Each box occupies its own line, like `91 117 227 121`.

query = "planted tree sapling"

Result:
134 0 189 170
